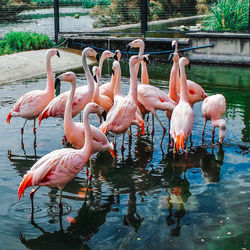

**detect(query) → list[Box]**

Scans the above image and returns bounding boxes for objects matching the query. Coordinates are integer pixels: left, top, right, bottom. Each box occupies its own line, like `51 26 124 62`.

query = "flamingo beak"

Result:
102 110 107 121
143 56 149 64
56 50 60 58
93 75 97 82
188 62 191 70
172 44 176 52
112 69 114 75
113 51 118 61
96 53 100 63
168 53 174 62
54 77 61 96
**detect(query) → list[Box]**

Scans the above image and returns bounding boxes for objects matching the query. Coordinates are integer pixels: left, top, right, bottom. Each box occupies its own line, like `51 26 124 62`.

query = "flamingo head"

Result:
82 47 99 63
92 66 101 83
112 60 120 76
101 50 115 62
171 40 178 53
126 39 145 56
46 48 60 58
168 52 179 63
129 55 143 67
143 54 150 64
86 103 107 121
114 50 122 61
179 57 190 69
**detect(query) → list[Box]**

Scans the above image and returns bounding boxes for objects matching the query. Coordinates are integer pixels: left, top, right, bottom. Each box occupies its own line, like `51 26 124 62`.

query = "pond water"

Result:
0 60 249 249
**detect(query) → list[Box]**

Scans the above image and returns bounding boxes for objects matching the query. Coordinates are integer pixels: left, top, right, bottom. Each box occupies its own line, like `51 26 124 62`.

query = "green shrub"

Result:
202 0 249 31
0 31 54 55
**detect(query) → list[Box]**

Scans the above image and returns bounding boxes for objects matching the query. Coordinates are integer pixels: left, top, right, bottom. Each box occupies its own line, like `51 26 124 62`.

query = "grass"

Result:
202 0 249 32
0 31 54 55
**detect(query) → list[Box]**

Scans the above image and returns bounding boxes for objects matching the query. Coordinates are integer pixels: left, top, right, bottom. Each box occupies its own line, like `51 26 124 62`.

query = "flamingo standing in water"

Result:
201 94 226 144
99 50 121 100
18 102 106 211
100 55 145 150
6 49 60 135
170 40 207 107
170 57 194 154
38 47 98 124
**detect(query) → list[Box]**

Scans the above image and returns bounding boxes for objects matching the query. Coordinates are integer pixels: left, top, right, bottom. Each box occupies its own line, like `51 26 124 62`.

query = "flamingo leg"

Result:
58 189 63 212
33 119 36 135
151 113 155 140
30 186 40 213
114 134 117 150
173 142 176 158
185 139 188 158
88 159 93 183
212 127 215 143
155 113 166 134
202 119 207 140
121 133 125 152
21 119 28 135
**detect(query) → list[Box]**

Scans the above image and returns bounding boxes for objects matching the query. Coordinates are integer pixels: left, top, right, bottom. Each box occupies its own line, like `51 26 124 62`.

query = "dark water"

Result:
0 61 249 250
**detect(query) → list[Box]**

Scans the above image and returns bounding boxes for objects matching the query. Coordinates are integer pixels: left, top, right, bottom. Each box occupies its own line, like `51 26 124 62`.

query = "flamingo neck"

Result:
136 43 145 78
179 64 189 103
113 65 121 96
82 51 95 94
169 61 180 103
93 76 101 102
80 106 93 156
45 53 54 93
141 61 149 84
64 79 76 128
128 62 138 101
98 54 108 81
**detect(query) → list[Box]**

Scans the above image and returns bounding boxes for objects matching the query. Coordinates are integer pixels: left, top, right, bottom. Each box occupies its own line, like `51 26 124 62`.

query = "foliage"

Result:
30 0 110 7
196 0 209 15
0 31 54 55
202 0 249 31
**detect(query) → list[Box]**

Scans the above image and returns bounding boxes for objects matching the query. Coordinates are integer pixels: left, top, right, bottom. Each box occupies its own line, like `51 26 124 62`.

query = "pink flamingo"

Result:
201 94 226 144
100 55 145 149
170 57 194 154
38 47 98 124
170 40 207 107
6 49 60 135
99 50 121 101
92 66 113 113
18 102 106 211
59 71 114 156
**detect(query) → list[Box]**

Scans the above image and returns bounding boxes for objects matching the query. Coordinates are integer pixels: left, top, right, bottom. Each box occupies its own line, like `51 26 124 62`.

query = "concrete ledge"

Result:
0 48 82 84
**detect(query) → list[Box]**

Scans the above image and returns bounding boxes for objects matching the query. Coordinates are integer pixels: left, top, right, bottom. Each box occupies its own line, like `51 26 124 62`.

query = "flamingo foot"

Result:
33 128 36 135
121 144 125 152
21 128 24 135
30 190 35 200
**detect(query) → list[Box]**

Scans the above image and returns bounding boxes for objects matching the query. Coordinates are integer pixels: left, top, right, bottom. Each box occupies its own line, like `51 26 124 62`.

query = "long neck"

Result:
64 79 76 128
45 53 54 92
136 44 145 78
169 61 180 102
141 61 149 84
113 65 121 96
128 62 138 101
82 52 95 94
98 54 107 81
179 63 189 103
93 75 101 101
80 107 93 156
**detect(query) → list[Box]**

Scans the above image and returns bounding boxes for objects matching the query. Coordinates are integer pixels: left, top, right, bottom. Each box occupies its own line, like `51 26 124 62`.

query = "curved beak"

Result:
172 44 176 52
54 77 61 96
113 51 118 61
102 110 107 121
112 69 114 75
93 75 97 82
168 53 174 62
56 50 60 58
143 56 149 64
188 62 191 70
96 53 100 63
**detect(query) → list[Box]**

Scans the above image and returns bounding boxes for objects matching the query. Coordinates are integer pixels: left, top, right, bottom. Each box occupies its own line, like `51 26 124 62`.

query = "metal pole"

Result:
54 0 59 44
140 0 148 37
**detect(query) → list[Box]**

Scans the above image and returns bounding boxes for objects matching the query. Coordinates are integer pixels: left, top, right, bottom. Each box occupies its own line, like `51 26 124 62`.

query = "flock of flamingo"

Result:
5 39 227 212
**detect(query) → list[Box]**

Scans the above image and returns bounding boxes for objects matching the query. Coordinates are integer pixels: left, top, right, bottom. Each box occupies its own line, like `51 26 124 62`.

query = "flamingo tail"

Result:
38 109 49 126
6 112 12 124
18 173 33 200
175 133 185 152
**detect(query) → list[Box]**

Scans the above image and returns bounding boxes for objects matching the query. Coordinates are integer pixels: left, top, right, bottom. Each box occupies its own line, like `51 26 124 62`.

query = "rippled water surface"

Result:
0 60 249 250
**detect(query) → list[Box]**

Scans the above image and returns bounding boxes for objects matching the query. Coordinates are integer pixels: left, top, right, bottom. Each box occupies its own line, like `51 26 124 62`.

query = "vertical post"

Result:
140 0 148 37
54 0 59 44
248 2 250 33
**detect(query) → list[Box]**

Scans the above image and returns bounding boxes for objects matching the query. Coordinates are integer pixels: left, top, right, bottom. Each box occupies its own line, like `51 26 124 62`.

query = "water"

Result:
0 60 249 249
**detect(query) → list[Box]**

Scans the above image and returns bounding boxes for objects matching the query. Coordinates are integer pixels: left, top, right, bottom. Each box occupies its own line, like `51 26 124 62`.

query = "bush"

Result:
202 0 249 31
0 31 55 55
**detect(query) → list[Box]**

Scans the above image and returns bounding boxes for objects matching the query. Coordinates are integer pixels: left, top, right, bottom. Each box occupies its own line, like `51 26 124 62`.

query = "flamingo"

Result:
170 40 207 107
18 102 106 211
201 94 226 144
99 50 121 101
170 57 194 154
100 55 145 149
59 71 114 155
38 47 98 124
6 48 60 135
92 66 113 113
